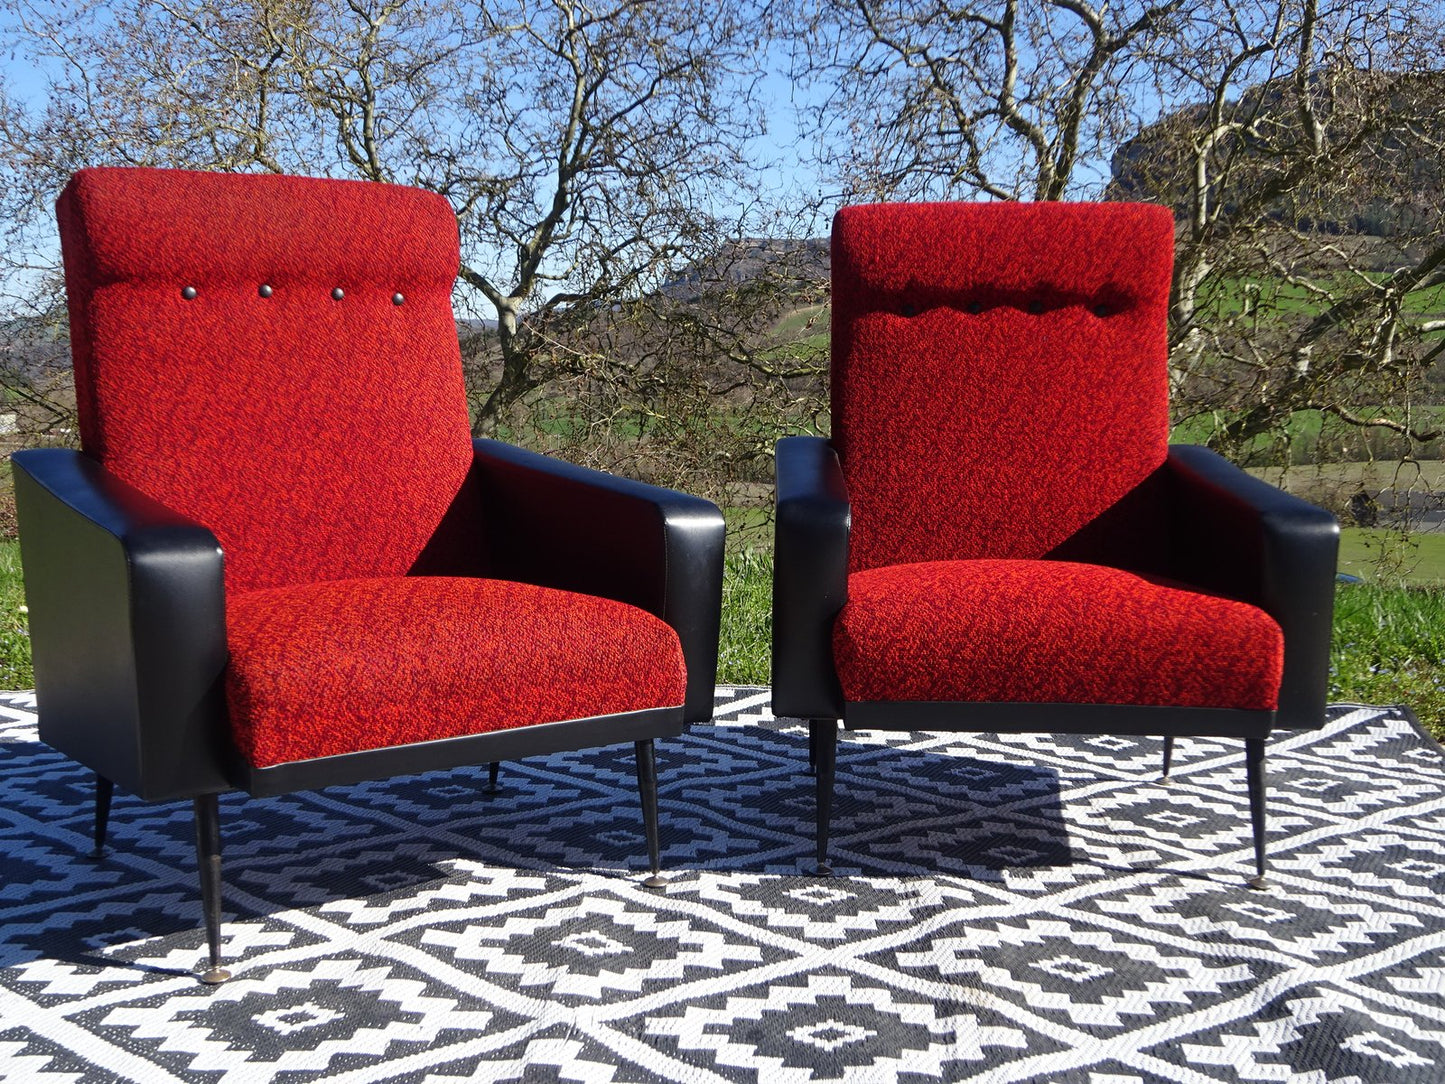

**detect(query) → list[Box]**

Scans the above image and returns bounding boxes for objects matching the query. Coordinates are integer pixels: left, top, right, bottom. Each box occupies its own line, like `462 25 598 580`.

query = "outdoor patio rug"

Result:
1 686 1444 1083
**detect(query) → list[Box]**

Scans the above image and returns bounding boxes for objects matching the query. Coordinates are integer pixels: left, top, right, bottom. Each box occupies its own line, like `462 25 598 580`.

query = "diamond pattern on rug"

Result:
1 689 1443 1083
84 955 515 1083
410 887 777 1003
1089 876 1431 962
663 872 967 942
633 969 1045 1080
0 1026 115 1084
415 1031 638 1083
1171 986 1445 1083
887 913 1275 1033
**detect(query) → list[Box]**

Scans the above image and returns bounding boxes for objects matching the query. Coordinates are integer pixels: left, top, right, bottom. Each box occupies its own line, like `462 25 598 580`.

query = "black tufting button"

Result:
331 287 344 300
181 286 197 300
258 284 273 298
392 293 404 306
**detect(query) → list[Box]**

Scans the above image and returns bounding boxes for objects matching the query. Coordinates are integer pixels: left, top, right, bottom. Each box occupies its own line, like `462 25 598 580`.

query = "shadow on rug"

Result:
1 686 1443 1082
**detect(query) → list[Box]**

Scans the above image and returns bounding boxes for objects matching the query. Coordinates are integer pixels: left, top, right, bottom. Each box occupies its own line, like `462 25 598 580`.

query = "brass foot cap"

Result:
641 874 668 890
816 862 833 877
1247 874 1268 891
199 967 231 985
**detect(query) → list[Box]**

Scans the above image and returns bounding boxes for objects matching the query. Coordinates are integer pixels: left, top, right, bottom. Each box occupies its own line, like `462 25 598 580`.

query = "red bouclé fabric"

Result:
57 167 476 595
834 561 1284 710
830 202 1176 573
226 577 687 768
59 167 692 770
827 201 1285 712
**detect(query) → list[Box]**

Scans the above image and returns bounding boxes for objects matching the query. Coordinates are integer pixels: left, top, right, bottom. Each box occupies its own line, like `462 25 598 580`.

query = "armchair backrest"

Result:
57 167 476 595
831 201 1176 572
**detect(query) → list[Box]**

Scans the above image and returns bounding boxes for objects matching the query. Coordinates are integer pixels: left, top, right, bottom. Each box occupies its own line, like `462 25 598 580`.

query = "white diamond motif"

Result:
788 1019 876 1052
1034 954 1113 983
787 885 856 906
1342 1031 1434 1068
555 931 632 958
646 973 1027 1080
421 894 762 999
1086 735 1135 751
1222 902 1293 924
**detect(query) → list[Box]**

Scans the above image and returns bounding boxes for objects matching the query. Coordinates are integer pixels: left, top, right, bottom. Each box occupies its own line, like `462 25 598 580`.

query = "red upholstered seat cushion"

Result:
830 202 1176 572
225 577 687 768
833 560 1284 710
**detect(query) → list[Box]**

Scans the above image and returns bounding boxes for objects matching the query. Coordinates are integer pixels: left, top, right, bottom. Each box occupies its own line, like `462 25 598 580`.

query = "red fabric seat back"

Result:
830 201 1176 572
57 167 476 595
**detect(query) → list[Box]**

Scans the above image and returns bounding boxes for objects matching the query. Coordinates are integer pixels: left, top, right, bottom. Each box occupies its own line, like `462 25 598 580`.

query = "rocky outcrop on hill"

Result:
1108 69 1445 255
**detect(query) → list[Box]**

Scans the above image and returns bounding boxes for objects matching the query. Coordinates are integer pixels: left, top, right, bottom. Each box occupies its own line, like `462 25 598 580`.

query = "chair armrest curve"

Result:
470 439 725 723
772 436 850 720
1167 444 1339 729
11 448 231 800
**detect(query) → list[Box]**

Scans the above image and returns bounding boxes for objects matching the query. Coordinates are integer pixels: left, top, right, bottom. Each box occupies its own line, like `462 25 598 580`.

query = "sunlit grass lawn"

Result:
0 542 31 691
1331 584 1445 733
1338 528 1445 583
1172 408 1445 462
1198 274 1445 319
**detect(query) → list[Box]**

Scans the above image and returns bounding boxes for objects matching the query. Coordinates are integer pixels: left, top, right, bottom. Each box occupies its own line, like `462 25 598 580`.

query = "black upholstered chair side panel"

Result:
472 439 726 724
1165 445 1339 729
771 435 850 721
12 448 231 802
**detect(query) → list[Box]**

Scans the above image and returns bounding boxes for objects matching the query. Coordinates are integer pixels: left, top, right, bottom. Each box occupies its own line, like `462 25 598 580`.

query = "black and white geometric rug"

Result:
2 686 1444 1082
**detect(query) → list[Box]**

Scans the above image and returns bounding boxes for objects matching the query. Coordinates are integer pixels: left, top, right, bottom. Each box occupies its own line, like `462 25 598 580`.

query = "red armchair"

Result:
13 168 725 983
773 201 1338 883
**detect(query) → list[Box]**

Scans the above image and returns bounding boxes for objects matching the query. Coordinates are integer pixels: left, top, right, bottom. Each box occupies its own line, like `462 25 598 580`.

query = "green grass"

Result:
1339 528 1445 584
1199 276 1328 318
0 542 31 691
1199 275 1445 319
769 304 828 340
1330 583 1445 727
1171 407 1445 463
718 547 772 686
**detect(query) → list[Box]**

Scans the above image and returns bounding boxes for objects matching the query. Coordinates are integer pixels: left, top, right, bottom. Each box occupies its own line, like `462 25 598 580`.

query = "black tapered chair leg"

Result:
1161 736 1174 782
1245 738 1267 890
487 762 500 792
808 726 817 774
93 774 114 858
811 719 837 876
193 794 231 984
634 739 666 889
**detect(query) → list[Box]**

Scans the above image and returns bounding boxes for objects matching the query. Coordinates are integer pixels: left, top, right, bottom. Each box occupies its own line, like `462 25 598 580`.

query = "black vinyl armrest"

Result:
772 436 850 719
470 439 725 723
11 449 231 801
1166 444 1340 728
